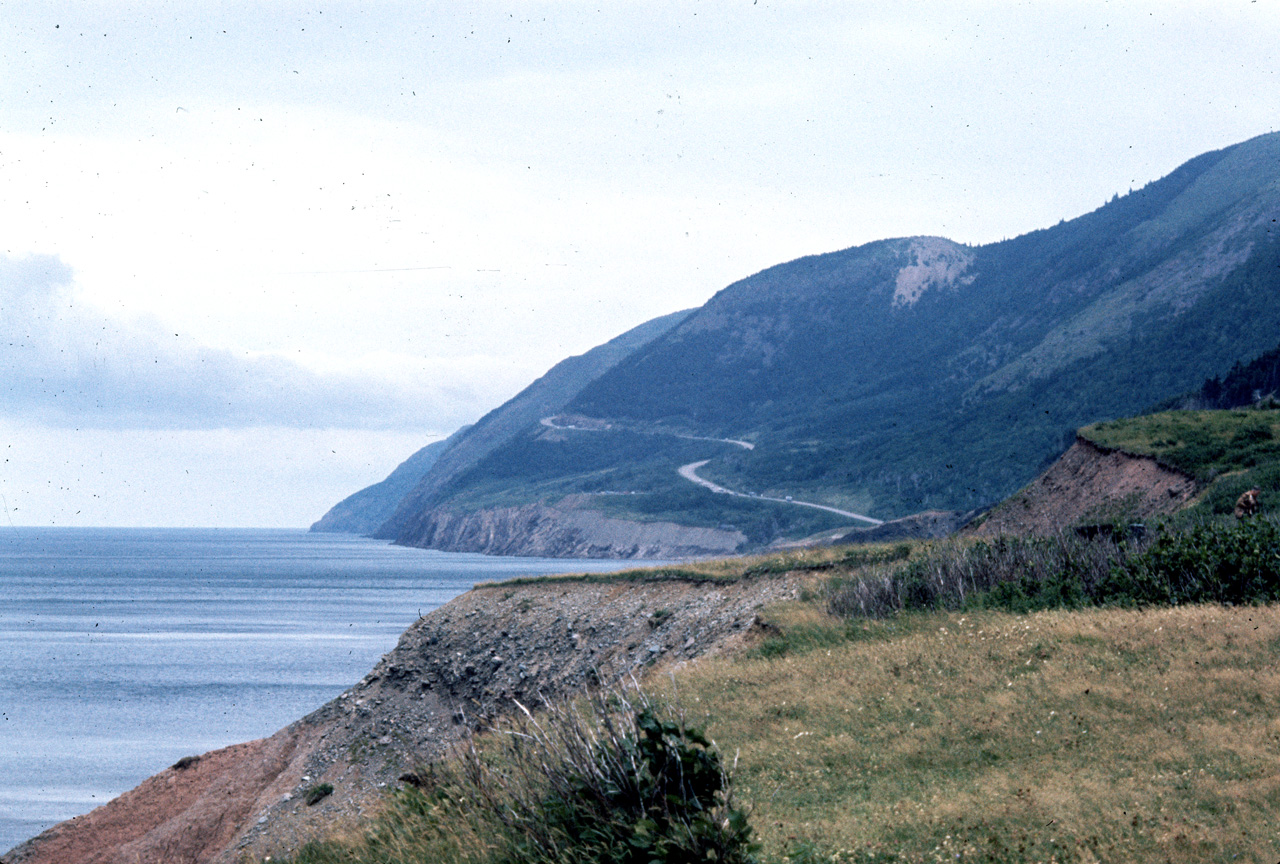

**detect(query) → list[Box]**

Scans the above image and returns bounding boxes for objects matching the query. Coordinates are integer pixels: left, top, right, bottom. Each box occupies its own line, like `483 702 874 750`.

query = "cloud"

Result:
0 253 460 430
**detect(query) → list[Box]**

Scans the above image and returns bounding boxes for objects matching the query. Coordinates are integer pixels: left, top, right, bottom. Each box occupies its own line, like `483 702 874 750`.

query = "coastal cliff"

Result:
3 572 802 864
969 438 1198 536
392 501 746 559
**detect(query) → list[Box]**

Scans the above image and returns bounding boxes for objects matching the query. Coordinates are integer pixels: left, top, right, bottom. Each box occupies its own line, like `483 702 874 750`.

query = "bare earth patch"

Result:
971 437 1198 536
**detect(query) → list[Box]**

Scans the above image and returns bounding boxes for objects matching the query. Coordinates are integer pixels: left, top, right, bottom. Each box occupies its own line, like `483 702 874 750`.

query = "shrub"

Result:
1097 518 1280 607
828 534 1132 618
471 690 756 864
283 688 757 864
304 783 334 805
827 518 1280 620
647 608 672 629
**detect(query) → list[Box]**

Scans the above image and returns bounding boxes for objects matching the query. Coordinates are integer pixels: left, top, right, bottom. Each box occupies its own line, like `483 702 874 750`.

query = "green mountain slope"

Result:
389 131 1280 552
374 308 694 540
309 428 468 535
1157 338 1280 412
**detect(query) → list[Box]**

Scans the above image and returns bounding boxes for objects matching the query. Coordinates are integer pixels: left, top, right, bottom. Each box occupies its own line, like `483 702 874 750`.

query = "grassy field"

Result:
286 593 1280 864
476 542 912 587
659 599 1280 863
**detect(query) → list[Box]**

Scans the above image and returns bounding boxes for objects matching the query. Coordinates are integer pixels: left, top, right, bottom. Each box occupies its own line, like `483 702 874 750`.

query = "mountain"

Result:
357 308 693 539
309 428 468 534
1156 339 1280 412
364 131 1280 556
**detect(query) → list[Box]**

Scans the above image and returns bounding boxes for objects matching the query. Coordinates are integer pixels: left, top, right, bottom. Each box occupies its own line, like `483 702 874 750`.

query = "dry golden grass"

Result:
658 602 1280 863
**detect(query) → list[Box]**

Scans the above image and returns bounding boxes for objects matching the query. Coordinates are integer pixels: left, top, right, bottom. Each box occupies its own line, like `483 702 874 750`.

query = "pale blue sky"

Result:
1 1 1277 526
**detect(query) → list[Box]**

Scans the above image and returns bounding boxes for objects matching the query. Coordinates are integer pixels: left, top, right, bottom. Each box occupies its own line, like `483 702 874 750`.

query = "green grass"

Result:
474 543 912 588
279 600 1280 864
1082 408 1280 480
662 601 1280 863
1082 407 1280 519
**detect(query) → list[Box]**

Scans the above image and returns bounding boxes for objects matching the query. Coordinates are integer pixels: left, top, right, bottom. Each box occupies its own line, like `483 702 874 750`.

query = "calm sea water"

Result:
0 528 656 854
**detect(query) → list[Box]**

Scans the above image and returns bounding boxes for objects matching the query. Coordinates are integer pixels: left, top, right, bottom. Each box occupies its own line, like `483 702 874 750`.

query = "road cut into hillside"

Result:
678 459 883 525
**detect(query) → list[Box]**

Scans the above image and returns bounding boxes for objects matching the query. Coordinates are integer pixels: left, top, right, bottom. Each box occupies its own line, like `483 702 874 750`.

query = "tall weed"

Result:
829 517 1280 619
828 533 1133 618
286 686 756 864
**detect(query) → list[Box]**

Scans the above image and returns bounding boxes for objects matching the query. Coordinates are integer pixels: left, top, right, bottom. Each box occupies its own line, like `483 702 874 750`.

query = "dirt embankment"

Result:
970 437 1198 536
3 574 802 864
396 502 746 558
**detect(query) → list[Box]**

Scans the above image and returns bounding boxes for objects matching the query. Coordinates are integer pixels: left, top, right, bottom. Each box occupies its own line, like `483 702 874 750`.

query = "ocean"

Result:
0 528 655 854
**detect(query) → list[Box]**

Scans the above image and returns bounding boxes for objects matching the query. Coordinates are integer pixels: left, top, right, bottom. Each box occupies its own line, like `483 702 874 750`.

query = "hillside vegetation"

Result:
1081 407 1280 519
372 309 693 541
666 601 1280 863
1158 338 1280 412
359 131 1280 553
285 603 1280 863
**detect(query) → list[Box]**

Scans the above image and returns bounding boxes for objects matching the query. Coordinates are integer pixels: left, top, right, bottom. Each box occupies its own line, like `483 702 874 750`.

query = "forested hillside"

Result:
317 132 1280 554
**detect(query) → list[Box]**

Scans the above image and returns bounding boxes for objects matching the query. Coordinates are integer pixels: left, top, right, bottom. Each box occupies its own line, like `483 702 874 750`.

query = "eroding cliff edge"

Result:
3 573 801 864
395 502 747 558
969 438 1198 536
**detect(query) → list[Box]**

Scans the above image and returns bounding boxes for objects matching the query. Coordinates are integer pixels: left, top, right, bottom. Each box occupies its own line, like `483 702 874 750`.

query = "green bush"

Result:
1098 518 1280 607
827 518 1280 619
495 706 755 864
282 689 757 864
304 783 334 806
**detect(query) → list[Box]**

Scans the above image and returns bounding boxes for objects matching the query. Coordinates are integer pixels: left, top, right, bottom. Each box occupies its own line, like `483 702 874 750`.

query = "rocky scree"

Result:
4 573 802 864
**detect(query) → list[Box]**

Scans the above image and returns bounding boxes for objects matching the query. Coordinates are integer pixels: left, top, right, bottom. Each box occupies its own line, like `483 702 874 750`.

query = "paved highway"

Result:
541 415 881 526
677 460 883 526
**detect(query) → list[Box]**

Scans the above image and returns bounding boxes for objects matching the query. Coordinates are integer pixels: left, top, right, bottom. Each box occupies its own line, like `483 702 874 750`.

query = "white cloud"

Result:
0 422 434 527
0 253 473 430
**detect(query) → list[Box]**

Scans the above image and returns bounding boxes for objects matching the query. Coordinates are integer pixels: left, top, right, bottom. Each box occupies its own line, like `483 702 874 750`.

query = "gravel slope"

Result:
4 573 804 864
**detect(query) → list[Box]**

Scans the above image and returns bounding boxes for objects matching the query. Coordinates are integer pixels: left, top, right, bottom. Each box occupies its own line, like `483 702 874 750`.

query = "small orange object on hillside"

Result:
1234 487 1262 518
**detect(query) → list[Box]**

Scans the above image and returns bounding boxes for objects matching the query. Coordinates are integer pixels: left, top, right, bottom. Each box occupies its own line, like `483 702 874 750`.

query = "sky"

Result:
1 1 1278 527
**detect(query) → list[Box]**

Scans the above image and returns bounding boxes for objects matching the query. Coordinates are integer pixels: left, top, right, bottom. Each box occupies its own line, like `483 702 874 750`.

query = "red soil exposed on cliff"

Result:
970 438 1198 536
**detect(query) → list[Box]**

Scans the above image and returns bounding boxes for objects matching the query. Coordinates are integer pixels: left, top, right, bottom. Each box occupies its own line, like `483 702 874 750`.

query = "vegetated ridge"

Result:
349 131 1280 556
308 430 466 535
971 388 1280 535
311 309 690 539
969 435 1199 536
373 309 694 540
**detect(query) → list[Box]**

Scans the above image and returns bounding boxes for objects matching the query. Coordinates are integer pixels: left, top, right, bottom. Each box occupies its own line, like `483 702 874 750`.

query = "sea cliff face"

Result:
396 503 746 559
3 573 802 864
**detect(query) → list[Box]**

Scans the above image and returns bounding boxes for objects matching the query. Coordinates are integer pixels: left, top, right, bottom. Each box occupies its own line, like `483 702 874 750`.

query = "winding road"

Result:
541 415 754 450
541 415 884 527
677 460 883 526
